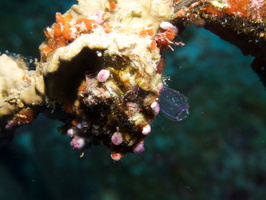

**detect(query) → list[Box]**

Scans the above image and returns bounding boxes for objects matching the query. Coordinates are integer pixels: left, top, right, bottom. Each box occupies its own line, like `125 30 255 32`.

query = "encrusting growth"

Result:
1 0 180 160
0 0 265 160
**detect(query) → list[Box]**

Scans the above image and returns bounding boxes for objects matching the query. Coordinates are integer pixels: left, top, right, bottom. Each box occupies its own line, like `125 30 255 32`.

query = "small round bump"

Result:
150 101 160 115
111 132 123 145
142 124 151 135
111 152 123 161
70 135 86 150
133 141 145 154
97 69 110 82
67 128 75 137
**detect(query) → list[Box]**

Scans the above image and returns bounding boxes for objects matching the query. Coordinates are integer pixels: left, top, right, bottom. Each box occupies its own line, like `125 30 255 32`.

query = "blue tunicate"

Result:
159 87 189 121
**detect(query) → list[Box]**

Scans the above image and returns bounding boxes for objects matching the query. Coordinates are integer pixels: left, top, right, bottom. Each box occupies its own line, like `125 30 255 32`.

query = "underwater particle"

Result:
111 132 123 145
159 87 189 121
80 152 85 158
133 141 145 154
142 124 151 135
97 69 110 82
70 135 86 150
111 152 123 161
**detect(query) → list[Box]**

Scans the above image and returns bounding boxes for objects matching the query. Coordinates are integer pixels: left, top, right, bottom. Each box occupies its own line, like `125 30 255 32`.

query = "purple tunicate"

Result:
111 132 123 145
142 124 151 135
159 87 189 121
133 141 145 154
70 135 86 150
97 69 110 82
150 101 160 115
67 128 75 137
5 119 18 130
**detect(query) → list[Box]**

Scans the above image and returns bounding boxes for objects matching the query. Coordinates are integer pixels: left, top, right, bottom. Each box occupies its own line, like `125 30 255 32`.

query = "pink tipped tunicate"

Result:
67 128 75 137
111 132 123 145
150 101 160 115
70 135 86 150
157 82 164 92
5 120 18 130
91 10 107 24
133 141 145 154
97 69 110 82
111 152 123 161
142 124 151 135
160 21 178 35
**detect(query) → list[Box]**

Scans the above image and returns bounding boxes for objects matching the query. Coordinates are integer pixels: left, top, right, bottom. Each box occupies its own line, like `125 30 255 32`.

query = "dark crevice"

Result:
44 47 101 102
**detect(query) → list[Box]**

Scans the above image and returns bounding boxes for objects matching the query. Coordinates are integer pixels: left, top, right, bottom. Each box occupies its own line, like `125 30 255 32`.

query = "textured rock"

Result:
37 0 179 159
0 0 265 159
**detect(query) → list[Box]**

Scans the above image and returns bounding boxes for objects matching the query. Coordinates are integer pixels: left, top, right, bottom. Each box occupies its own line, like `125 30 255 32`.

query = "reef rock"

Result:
38 0 183 160
0 0 265 160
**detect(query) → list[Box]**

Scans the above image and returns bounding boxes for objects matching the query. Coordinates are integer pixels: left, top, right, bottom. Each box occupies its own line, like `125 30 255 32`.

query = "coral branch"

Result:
0 54 44 133
174 0 266 85
0 0 265 159
1 0 177 159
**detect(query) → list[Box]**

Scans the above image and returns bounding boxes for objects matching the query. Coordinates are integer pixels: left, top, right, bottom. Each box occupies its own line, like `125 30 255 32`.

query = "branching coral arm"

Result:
0 0 265 160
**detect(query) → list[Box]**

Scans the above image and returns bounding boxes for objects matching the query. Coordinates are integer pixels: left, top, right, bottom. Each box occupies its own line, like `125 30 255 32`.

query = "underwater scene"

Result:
0 0 266 200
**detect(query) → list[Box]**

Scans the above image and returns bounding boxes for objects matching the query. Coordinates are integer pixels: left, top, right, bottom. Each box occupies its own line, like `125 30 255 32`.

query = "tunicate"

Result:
159 87 189 121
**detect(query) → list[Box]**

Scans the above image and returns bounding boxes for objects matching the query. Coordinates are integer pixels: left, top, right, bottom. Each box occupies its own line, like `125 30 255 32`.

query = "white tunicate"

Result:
159 87 189 121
